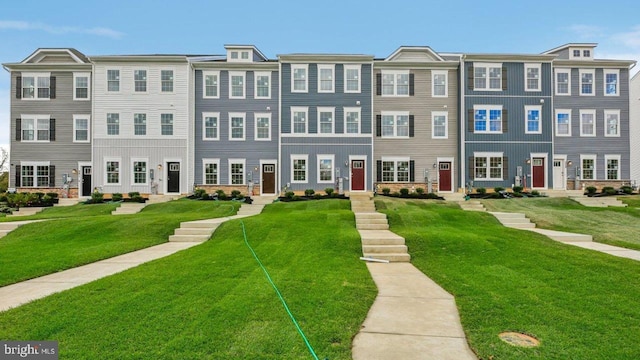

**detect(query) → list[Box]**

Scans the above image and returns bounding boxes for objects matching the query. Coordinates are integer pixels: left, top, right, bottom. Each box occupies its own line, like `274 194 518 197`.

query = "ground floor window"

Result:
318 155 334 183
474 153 503 180
381 158 409 182
581 155 595 180
291 155 308 183
605 155 620 180
230 159 245 185
133 161 147 184
20 163 51 187
106 161 120 184
203 159 219 185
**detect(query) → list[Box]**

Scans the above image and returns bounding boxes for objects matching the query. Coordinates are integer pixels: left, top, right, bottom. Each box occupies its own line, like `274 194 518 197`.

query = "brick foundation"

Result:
375 182 439 194
196 185 260 197
16 187 79 198
575 180 629 191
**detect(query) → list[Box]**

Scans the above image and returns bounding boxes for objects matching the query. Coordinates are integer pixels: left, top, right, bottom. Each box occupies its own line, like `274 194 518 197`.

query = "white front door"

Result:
553 159 565 190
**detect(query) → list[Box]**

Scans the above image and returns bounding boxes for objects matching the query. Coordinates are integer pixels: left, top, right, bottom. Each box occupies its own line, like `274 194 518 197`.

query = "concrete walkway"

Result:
0 197 273 312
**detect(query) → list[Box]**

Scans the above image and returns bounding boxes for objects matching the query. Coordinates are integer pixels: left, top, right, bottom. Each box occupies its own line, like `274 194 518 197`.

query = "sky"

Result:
1 0 640 169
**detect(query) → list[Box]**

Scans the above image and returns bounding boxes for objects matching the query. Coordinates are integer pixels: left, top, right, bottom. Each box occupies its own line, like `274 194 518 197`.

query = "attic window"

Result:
241 51 249 59
573 50 581 57
231 51 238 59
583 50 591 57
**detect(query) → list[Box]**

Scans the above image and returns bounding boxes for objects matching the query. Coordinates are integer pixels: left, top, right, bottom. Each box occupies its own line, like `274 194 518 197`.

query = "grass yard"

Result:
0 199 240 286
377 197 640 359
480 197 640 250
0 202 120 221
0 200 376 359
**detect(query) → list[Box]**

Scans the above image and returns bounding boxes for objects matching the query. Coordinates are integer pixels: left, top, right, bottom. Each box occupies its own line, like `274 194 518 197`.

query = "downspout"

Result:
459 55 466 191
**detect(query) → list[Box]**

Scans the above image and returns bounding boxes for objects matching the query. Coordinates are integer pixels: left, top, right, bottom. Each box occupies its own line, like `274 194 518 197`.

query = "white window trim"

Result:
73 72 91 100
381 70 410 97
160 113 174 136
73 114 91 143
105 157 122 185
317 64 335 93
344 107 361 135
20 161 51 188
202 112 220 141
473 104 503 134
317 154 335 184
291 64 308 93
554 68 571 96
291 154 308 184
579 69 595 96
291 106 309 135
131 158 149 186
524 63 541 92
133 113 147 136
202 71 220 99
579 109 596 137
254 71 271 99
344 64 361 93
202 158 220 185
580 154 597 180
431 111 448 139
473 152 504 181
603 69 620 97
525 105 542 134
228 158 246 185
106 69 120 93
473 62 502 91
228 112 246 141
604 109 621 137
160 69 174 93
133 69 148 93
380 156 411 182
229 71 246 99
317 107 335 135
432 70 448 97
555 109 572 137
254 112 272 141
19 114 50 143
605 154 621 180
381 111 410 138
106 113 120 136
20 72 51 100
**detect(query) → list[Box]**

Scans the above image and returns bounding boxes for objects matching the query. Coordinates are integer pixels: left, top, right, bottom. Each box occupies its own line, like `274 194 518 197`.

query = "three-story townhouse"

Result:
373 47 460 194
544 44 636 190
91 54 192 196
279 54 374 194
461 53 556 191
3 48 93 198
191 45 279 196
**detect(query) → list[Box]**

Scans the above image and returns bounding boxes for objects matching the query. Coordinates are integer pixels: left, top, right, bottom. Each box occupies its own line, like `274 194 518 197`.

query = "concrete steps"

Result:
111 203 146 215
147 195 179 204
531 229 592 242
6 207 45 217
55 198 81 207
169 221 220 242
442 192 466 202
458 200 486 212
490 212 536 229
570 196 627 207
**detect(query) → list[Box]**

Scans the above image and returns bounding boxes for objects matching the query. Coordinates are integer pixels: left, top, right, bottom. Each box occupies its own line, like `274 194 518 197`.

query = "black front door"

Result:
167 162 180 193
81 166 92 196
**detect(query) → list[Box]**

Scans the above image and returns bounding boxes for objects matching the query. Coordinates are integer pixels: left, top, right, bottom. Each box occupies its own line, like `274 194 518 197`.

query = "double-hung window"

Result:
229 112 245 140
107 70 120 92
229 72 245 99
555 109 571 136
381 158 410 182
254 113 271 140
318 65 335 93
107 113 119 135
381 112 410 138
254 72 271 98
432 70 448 97
161 114 174 136
581 155 596 180
73 115 90 142
525 105 542 134
318 155 334 183
579 69 595 96
474 152 503 180
202 112 219 140
106 159 120 184
21 73 51 99
161 70 174 92
580 109 596 136
605 155 620 180
291 155 308 183
555 69 570 95
73 73 90 100
292 64 308 92
291 107 308 134
474 63 502 90
344 107 361 134
344 65 361 93
203 159 220 185
432 111 448 139
20 162 51 187
474 105 502 133
317 107 334 134
604 110 620 137
203 71 219 98
229 159 245 185
134 70 147 92
604 70 619 96
134 113 147 135
132 160 148 185
20 115 50 142
381 71 409 96
525 64 541 91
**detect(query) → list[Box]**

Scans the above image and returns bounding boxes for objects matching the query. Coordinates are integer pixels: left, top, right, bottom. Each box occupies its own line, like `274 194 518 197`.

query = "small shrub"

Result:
493 186 505 193
231 190 242 199
194 188 207 198
586 186 597 195
285 191 295 199
382 187 391 195
531 190 540 196
131 195 145 203
512 186 523 193
621 186 633 195
91 192 104 203
399 188 410 196
215 189 227 200
128 191 140 199
601 186 616 195
313 193 323 199
415 187 425 194
112 193 123 202
476 187 487 195
325 188 334 196
304 189 315 197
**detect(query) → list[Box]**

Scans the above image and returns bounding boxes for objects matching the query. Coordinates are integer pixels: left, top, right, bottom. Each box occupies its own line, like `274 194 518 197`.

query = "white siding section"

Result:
631 72 640 184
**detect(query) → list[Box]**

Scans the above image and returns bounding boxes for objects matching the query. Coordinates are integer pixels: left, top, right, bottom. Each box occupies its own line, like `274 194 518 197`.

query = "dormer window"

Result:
241 51 249 60
583 50 591 57
573 50 581 57
230 52 238 59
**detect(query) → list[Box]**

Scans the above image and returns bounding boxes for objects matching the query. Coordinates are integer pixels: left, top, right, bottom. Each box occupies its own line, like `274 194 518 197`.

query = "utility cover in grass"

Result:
499 332 540 347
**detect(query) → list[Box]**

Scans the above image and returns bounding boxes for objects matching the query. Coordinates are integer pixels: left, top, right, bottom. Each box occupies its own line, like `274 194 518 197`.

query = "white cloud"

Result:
0 20 124 39
566 24 605 39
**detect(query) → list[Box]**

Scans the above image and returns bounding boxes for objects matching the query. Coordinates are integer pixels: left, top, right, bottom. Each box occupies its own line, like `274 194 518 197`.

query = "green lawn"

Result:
0 202 120 221
377 197 640 359
0 199 240 286
0 200 376 360
480 197 640 250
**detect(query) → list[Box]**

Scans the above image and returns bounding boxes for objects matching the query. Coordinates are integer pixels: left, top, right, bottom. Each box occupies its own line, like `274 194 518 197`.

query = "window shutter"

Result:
49 119 56 141
50 76 56 99
409 73 415 96
502 109 508 133
376 160 382 182
49 165 55 187
409 115 415 137
468 109 474 132
16 76 22 99
468 157 474 182
501 67 507 90
502 157 508 180
409 160 415 182
16 118 21 141
15 165 21 187
467 65 474 90
376 115 382 137
376 73 382 95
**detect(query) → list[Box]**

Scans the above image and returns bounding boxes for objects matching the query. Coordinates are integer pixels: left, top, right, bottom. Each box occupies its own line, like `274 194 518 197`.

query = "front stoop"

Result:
458 200 486 212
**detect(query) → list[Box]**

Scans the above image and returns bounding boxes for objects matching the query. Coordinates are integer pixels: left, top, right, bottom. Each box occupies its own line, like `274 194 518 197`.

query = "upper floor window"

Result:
583 50 591 58
292 64 308 92
474 105 502 133
555 109 571 137
344 107 361 134
344 65 361 93
254 72 271 99
229 112 245 140
161 70 174 92
381 111 410 138
161 113 174 136
317 107 335 134
107 70 120 92
203 71 219 98
579 109 596 136
73 115 90 143
525 105 542 134
604 110 620 137
525 64 541 91
230 51 238 60
202 112 219 140
579 69 594 96
134 113 147 135
432 111 448 139
107 113 119 135
382 70 409 96
229 72 245 99
255 113 271 141
555 69 570 95
21 73 51 99
134 70 147 92
604 70 619 96
74 73 90 100
20 115 50 142
318 65 335 93
474 63 502 91
573 49 581 57
291 107 308 134
432 70 448 97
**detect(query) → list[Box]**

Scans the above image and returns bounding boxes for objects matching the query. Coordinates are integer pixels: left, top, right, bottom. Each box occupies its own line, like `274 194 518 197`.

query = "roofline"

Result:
191 61 279 70
2 63 93 72
542 43 598 55
277 54 374 62
88 55 190 63
385 46 445 62
224 44 269 61
22 48 88 64
463 53 557 62
553 58 637 68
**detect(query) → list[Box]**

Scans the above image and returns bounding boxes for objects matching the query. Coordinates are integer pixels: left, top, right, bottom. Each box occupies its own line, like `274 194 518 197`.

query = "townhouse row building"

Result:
3 44 636 197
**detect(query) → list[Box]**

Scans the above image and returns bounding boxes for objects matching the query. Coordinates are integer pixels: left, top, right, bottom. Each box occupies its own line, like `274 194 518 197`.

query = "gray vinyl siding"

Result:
554 67 631 180
9 71 92 188
194 69 279 185
373 67 459 189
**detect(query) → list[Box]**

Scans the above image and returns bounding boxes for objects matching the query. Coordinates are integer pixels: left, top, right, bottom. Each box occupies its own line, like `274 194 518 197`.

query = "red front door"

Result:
351 160 365 191
532 158 545 188
438 162 452 192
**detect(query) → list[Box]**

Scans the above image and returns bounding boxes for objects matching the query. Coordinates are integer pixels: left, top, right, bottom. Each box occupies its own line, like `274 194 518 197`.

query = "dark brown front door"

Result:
532 158 545 188
438 162 452 192
167 162 180 193
351 160 365 191
262 164 275 194
81 166 92 197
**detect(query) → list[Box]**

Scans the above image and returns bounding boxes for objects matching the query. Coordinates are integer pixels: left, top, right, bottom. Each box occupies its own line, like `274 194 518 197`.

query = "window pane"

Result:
161 70 173 92
346 111 359 134
557 113 569 135
205 74 218 97
474 110 487 132
134 114 146 135
161 114 173 135
133 161 147 184
396 74 409 95
205 116 218 139
256 117 270 139
382 74 395 95
382 115 395 137
319 159 332 181
319 112 333 134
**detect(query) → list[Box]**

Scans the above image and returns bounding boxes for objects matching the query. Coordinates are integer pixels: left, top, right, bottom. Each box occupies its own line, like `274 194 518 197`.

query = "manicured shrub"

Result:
231 190 242 199
586 186 597 195
131 195 145 203
285 191 295 199
476 187 487 195
42 194 53 204
128 191 140 199
601 186 616 195
512 186 523 193
91 192 104 203
621 186 633 195
399 188 410 196
415 187 425 194
494 187 505 193
531 190 540 196
382 187 391 195
112 193 123 202
215 189 227 200
304 189 315 197
194 188 207 198
325 188 334 196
